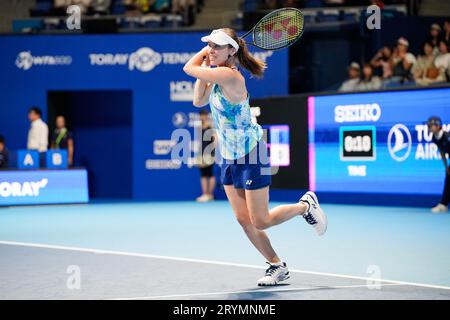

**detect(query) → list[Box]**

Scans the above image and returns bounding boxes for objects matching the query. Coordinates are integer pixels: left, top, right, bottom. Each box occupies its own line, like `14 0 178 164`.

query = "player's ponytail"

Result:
222 28 266 78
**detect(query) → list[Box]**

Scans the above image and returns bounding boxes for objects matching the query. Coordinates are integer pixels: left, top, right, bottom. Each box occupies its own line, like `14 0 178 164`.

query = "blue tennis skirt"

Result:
219 139 272 190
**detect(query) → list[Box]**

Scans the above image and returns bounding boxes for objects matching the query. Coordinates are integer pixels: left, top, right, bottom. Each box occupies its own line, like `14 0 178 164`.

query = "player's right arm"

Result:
193 57 213 107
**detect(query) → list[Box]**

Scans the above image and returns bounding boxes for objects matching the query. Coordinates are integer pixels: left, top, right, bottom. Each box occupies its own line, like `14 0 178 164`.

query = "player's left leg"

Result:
245 187 328 236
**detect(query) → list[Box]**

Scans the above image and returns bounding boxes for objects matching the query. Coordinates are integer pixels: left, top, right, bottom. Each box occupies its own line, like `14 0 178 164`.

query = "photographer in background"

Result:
428 116 450 213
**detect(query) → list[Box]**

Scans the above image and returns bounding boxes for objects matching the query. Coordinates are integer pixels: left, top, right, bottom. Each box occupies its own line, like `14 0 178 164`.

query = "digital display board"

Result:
308 88 450 195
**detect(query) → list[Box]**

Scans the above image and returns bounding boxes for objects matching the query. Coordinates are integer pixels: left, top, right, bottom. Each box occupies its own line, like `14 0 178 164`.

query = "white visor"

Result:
201 29 239 52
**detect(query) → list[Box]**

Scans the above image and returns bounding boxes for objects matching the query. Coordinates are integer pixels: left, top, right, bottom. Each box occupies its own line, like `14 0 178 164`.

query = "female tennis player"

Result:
183 28 327 286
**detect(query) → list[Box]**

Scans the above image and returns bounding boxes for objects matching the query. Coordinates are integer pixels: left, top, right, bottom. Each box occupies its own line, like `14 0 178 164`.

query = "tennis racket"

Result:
241 7 304 50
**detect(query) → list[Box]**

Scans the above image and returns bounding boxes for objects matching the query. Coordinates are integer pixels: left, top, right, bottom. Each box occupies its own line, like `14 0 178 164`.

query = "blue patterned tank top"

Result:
208 83 263 160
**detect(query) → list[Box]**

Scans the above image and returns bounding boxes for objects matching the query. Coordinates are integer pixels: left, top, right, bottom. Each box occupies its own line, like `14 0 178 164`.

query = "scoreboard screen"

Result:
340 126 376 161
308 88 450 195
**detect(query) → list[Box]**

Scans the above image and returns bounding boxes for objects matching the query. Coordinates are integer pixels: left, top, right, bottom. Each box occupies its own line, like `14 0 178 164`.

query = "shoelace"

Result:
265 262 283 276
304 212 317 225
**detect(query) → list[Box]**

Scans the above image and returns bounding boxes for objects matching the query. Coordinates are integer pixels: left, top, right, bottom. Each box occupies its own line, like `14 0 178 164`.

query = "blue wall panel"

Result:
0 33 288 200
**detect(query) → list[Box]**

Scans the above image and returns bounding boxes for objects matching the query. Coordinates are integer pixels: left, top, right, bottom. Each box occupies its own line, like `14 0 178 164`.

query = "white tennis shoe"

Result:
299 191 328 236
431 203 448 213
257 262 290 286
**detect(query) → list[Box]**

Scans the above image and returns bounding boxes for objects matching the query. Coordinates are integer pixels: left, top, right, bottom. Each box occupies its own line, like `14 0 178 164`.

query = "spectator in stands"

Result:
412 41 445 86
435 40 450 82
54 0 92 15
172 0 187 14
0 135 8 169
444 20 450 43
282 0 300 8
123 0 151 14
151 0 170 13
88 0 111 15
389 37 416 83
370 46 393 79
262 0 280 10
27 107 49 153
338 62 360 92
357 63 382 91
51 116 75 167
427 24 443 56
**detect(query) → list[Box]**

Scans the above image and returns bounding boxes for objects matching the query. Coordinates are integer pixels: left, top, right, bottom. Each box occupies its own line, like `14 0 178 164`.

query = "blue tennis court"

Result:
1 201 449 300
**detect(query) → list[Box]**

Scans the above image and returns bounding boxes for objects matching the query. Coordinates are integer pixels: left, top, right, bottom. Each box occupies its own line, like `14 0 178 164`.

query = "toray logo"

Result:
388 124 412 162
89 47 192 72
89 48 274 72
15 51 72 70
0 179 48 197
128 47 162 72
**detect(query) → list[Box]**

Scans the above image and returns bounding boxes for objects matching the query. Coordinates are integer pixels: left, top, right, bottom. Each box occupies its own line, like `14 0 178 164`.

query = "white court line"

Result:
1 240 450 291
110 284 404 300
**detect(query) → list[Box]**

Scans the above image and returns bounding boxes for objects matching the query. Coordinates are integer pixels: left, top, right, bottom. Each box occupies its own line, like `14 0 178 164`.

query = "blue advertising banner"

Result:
309 88 450 195
0 169 88 206
0 33 288 200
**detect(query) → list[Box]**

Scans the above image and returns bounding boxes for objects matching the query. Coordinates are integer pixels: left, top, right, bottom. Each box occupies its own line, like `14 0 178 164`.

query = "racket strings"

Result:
253 9 304 50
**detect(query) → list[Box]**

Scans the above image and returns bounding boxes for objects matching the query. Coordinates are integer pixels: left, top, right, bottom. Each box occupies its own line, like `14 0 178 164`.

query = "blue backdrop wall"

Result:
0 32 288 200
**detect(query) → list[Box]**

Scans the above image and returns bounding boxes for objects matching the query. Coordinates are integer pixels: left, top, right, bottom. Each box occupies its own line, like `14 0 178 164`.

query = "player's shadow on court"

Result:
223 285 338 300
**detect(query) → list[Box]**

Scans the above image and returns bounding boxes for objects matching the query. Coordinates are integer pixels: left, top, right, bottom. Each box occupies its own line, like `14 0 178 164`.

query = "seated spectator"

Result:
123 0 151 15
172 0 187 14
338 62 360 92
54 0 92 15
444 20 450 43
370 46 393 79
412 41 445 86
151 0 170 13
357 63 382 91
282 0 300 8
88 0 111 15
0 135 8 169
389 37 416 83
262 0 280 10
427 24 443 56
51 0 69 15
435 40 450 82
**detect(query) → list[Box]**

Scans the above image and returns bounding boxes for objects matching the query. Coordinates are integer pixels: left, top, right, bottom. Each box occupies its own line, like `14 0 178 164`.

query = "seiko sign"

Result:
334 103 381 123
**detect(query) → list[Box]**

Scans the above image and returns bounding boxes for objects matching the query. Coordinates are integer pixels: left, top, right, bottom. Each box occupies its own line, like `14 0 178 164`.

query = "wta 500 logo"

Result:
15 51 72 70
